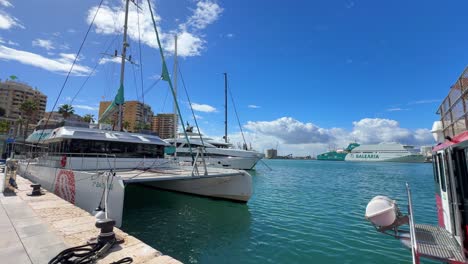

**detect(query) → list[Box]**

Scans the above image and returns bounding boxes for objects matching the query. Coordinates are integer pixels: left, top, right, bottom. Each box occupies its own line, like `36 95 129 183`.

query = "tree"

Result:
83 114 95 124
123 121 130 130
9 75 18 81
0 107 5 117
58 104 75 119
0 120 9 133
19 100 38 140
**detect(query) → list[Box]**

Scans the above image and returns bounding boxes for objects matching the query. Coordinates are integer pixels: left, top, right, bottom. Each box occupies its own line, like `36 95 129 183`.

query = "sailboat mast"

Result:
173 34 178 139
224 72 228 143
117 0 131 131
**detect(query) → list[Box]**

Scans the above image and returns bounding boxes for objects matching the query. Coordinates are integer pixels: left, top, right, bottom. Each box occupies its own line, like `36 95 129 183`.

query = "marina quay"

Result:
1 0 468 263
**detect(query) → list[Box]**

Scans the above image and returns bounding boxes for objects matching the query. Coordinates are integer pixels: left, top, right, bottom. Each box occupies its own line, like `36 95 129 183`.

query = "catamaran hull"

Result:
17 161 252 227
17 162 126 227
144 171 252 202
173 156 261 170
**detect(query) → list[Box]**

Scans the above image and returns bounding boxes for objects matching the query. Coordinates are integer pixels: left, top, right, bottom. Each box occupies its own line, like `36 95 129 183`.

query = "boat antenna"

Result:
224 73 228 143
146 0 194 162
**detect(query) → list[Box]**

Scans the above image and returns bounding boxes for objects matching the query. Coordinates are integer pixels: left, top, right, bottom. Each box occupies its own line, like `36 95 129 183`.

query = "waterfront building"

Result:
98 100 153 133
0 80 47 127
151 113 177 139
265 148 278 159
44 111 83 122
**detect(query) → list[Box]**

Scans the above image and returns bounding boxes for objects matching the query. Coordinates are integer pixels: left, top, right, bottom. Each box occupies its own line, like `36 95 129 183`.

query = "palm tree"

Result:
58 104 75 120
0 120 9 134
123 121 130 130
83 114 95 124
19 100 38 139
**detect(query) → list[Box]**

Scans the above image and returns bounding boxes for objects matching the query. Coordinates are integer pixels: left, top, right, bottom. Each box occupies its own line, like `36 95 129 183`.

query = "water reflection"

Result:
122 184 252 263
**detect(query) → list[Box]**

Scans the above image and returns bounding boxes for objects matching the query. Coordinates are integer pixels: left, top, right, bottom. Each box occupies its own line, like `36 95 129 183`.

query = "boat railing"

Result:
37 152 117 172
191 147 208 176
406 182 419 264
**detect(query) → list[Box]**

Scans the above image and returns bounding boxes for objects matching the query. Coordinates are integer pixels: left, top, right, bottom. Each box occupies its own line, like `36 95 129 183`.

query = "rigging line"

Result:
160 85 170 113
70 34 119 105
177 64 206 147
136 0 145 108
31 0 105 154
228 86 248 149
147 0 195 162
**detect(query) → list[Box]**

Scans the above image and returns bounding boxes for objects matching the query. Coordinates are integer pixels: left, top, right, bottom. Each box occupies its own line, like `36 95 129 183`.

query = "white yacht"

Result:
166 125 264 170
344 143 425 163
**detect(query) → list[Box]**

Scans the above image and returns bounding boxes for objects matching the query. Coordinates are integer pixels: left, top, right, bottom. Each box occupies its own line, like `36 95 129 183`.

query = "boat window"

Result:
59 139 164 158
433 155 439 184
438 153 447 192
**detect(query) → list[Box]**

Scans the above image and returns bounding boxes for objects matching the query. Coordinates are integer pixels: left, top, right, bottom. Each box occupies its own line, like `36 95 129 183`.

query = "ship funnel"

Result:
431 121 444 143
365 196 407 230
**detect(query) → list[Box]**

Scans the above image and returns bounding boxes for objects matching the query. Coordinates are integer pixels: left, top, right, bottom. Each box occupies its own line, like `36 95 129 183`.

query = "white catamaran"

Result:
16 0 252 227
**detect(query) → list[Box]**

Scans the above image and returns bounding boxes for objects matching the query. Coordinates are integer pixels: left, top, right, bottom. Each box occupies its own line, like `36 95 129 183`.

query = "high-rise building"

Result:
98 100 153 132
0 80 47 134
151 113 177 139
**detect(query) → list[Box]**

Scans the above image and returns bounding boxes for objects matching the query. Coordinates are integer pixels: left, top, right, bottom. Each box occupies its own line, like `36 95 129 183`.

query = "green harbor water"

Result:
122 160 438 263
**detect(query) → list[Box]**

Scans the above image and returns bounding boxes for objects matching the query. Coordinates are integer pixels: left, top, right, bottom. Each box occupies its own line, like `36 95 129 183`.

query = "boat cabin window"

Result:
437 153 447 192
49 139 164 158
433 155 439 184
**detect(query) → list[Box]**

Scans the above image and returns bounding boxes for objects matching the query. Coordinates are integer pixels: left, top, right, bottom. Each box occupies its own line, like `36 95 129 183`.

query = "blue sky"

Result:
1 0 467 155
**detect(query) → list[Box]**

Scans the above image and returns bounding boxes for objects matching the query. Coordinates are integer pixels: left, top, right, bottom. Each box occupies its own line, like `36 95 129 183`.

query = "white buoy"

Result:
365 196 398 227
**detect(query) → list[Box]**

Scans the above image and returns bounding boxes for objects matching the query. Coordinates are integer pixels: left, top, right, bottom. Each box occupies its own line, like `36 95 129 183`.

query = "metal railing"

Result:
191 147 208 176
37 152 117 172
406 182 419 264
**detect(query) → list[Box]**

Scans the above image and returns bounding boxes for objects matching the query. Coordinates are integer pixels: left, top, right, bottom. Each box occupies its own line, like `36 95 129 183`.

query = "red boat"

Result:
365 67 468 264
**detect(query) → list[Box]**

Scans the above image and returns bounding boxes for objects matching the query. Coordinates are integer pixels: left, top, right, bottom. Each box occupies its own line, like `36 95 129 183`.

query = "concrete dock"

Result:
0 174 182 264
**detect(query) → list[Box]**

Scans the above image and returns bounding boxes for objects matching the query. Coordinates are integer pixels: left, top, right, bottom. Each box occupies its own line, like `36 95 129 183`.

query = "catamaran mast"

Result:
224 73 228 143
173 34 178 139
117 0 131 131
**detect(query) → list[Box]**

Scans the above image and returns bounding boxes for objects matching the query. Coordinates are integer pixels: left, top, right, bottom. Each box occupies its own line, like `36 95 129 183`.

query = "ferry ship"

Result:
317 143 359 161
364 66 468 263
345 143 425 163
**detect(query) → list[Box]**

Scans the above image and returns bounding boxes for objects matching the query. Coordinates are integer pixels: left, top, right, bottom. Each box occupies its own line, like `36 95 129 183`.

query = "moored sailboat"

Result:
15 0 252 227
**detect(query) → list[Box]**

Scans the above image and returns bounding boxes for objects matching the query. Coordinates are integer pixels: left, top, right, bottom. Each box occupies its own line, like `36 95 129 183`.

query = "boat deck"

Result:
117 166 245 183
414 224 465 262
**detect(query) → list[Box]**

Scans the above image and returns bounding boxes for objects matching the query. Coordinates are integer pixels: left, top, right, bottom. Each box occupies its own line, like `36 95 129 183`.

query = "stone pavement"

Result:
0 175 182 264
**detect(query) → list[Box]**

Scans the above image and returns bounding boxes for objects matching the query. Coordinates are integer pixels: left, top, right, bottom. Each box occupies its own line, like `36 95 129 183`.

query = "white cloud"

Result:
32 38 54 50
0 45 92 76
245 117 333 144
387 107 409 112
182 0 223 30
7 40 17 46
0 10 23 30
349 118 432 145
0 0 12 7
98 56 121 65
74 104 99 111
88 0 222 57
248 104 260 109
191 103 217 113
240 117 434 156
226 33 234 38
67 28 76 33
409 99 440 105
